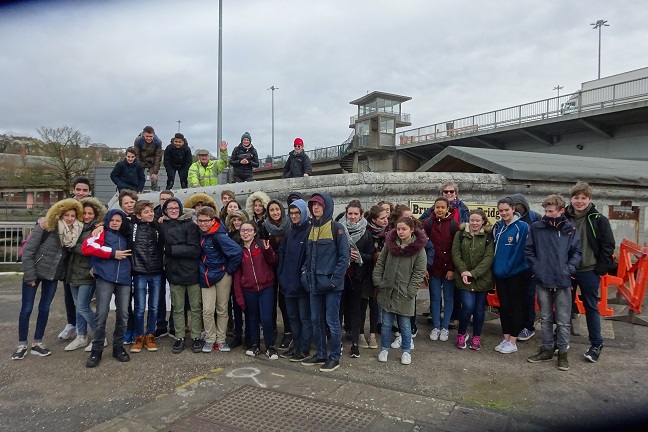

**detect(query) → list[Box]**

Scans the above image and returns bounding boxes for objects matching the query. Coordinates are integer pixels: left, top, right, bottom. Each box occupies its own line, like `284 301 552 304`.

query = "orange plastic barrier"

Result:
573 274 620 317
606 239 648 325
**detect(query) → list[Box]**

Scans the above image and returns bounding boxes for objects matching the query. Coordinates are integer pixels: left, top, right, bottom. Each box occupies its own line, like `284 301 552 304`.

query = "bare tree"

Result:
37 126 96 194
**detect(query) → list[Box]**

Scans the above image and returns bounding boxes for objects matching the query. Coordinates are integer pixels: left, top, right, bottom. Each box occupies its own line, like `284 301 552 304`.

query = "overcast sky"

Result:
1 0 646 158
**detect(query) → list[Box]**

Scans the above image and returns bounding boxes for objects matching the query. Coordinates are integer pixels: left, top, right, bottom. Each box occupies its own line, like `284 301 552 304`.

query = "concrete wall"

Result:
132 172 648 246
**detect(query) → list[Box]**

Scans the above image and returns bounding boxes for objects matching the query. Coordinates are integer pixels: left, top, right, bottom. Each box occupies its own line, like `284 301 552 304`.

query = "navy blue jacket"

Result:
110 159 145 192
82 209 132 286
525 216 582 289
492 214 529 279
300 193 350 294
277 199 311 297
199 218 242 288
163 143 193 171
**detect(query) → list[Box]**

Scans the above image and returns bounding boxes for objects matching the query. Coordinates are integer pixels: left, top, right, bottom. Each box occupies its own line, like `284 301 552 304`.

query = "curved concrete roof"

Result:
417 146 648 185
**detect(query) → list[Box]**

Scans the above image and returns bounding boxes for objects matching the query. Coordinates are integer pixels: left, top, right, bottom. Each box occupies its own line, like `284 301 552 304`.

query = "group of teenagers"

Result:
110 126 312 193
13 176 615 373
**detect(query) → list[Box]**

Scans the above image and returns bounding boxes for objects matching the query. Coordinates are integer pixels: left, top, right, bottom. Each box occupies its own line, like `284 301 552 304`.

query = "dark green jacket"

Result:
452 224 495 292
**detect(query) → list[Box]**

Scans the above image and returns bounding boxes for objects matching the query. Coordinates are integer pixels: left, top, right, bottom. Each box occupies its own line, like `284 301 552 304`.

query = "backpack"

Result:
137 134 161 150
17 229 51 262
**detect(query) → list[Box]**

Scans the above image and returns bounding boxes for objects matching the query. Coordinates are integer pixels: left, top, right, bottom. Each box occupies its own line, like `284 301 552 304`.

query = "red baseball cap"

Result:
294 137 304 147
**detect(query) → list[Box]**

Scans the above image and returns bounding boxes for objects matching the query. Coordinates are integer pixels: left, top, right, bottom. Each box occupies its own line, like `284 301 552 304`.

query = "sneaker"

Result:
279 333 293 350
266 346 279 360
65 335 89 351
391 334 402 349
494 339 508 352
456 333 468 350
85 338 108 352
527 348 554 363
112 347 130 362
172 338 186 354
86 351 102 368
215 342 230 352
144 334 158 351
517 328 535 341
11 345 28 360
301 355 326 366
123 330 134 345
229 336 243 349
439 328 449 342
246 345 261 356
584 344 603 363
499 341 518 354
378 349 389 362
401 351 412 365
289 352 309 362
429 328 441 341
30 342 51 357
202 341 213 353
191 338 203 353
130 336 144 353
358 335 370 349
153 328 168 338
350 345 360 358
557 351 569 371
319 359 340 372
469 336 481 351
58 323 76 341
280 346 296 358
367 333 378 349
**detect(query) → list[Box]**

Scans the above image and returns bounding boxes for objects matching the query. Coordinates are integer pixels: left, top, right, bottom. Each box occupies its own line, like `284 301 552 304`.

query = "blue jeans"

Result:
381 310 412 352
310 291 342 362
93 278 130 351
70 283 97 336
243 287 275 347
537 286 571 351
458 290 487 337
133 274 162 336
572 271 603 346
430 277 454 329
285 295 312 354
18 279 58 343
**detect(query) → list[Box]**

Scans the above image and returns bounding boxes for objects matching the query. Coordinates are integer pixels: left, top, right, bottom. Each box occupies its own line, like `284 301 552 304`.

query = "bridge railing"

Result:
256 140 353 171
397 76 648 145
0 222 34 264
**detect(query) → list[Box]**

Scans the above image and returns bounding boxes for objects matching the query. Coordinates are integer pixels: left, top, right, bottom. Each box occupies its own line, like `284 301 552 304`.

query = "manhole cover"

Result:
166 385 377 432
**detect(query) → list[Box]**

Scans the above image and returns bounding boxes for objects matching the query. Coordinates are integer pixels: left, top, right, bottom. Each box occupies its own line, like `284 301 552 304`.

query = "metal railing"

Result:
350 112 410 125
256 132 355 170
397 76 648 145
0 222 34 264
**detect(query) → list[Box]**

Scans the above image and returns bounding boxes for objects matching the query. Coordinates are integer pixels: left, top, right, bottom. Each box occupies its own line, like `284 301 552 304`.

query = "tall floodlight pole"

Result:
217 0 223 152
591 19 609 79
268 86 278 162
177 120 181 132
553 85 563 98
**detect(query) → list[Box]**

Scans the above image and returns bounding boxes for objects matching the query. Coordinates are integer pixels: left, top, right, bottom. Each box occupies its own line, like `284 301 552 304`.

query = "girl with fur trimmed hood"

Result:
246 191 271 238
184 192 218 212
372 216 427 366
13 199 84 360
64 197 107 351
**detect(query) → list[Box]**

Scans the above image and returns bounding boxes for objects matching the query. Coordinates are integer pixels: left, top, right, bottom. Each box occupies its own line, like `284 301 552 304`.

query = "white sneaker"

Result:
494 339 508 352
499 341 518 354
85 338 108 352
58 324 76 341
390 334 402 349
439 328 449 342
401 351 411 365
378 349 389 362
429 328 441 341
64 335 88 351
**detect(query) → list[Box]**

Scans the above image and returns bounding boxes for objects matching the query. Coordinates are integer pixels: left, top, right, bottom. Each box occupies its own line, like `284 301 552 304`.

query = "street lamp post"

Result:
268 85 278 163
553 85 563 99
177 120 181 133
217 0 223 153
591 19 609 79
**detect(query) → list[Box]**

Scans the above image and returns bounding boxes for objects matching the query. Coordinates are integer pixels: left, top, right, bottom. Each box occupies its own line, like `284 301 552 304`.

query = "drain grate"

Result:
168 385 377 432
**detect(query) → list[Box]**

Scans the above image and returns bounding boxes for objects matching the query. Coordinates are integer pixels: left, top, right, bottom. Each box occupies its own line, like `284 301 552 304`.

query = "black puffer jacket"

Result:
131 219 164 275
163 143 193 171
230 143 259 178
159 198 201 285
282 151 312 178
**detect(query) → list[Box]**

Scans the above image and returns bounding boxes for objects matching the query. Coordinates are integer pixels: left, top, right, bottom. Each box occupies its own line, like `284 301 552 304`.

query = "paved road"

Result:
1 274 648 431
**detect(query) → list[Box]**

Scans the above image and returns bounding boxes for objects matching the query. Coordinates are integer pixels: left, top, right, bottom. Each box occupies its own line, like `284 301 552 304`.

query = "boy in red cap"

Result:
283 138 313 178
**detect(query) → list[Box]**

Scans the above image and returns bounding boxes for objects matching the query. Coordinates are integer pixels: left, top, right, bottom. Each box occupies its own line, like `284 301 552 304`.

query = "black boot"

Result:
112 346 131 362
86 351 102 368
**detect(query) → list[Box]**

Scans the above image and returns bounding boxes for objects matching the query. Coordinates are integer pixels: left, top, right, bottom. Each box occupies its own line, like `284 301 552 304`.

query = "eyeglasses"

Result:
442 190 456 194
240 228 254 233
197 219 213 224
294 145 303 148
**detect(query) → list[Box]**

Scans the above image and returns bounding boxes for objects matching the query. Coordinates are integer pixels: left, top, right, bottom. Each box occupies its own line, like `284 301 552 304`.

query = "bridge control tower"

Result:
345 91 413 173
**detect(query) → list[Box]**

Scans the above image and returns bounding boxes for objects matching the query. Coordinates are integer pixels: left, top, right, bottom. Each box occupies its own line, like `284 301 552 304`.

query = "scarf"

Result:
263 216 291 237
58 219 83 248
339 215 367 265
